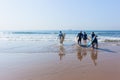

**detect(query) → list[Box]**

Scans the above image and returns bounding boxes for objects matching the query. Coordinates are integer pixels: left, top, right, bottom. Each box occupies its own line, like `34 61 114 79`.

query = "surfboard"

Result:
79 37 95 47
87 37 96 47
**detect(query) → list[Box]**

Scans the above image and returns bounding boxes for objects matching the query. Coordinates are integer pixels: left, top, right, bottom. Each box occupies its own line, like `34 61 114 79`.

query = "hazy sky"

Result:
0 0 120 30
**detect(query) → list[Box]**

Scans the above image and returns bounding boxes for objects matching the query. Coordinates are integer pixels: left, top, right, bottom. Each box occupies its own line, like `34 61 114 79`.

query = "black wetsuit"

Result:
91 34 98 47
92 37 98 44
77 32 83 44
92 33 95 38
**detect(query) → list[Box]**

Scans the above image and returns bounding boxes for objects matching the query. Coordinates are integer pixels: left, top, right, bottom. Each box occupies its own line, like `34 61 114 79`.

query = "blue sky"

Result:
0 0 120 30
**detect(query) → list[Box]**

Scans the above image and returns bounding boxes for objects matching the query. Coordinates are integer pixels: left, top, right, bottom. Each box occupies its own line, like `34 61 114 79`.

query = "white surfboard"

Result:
87 37 95 47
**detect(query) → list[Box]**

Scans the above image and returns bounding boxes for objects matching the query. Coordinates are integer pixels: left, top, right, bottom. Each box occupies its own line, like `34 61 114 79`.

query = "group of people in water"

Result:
59 31 98 49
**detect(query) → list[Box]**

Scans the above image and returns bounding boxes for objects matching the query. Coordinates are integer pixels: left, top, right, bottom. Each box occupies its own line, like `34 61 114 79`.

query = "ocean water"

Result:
0 30 120 42
0 30 120 53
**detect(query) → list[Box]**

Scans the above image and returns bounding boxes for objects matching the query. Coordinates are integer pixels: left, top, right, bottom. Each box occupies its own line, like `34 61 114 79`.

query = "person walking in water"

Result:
58 31 65 44
83 32 87 45
77 31 83 45
91 32 98 48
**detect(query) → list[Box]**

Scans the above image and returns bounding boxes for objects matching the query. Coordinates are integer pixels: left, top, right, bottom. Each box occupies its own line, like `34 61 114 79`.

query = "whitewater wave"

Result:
0 31 120 42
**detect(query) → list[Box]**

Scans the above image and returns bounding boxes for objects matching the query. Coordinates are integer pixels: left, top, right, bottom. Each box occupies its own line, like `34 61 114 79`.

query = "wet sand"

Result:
0 41 120 80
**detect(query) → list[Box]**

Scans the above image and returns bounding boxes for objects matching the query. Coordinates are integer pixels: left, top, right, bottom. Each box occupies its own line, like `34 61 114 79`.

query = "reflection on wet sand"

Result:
91 48 98 66
58 44 98 65
76 44 98 65
76 45 83 61
59 45 65 60
82 47 87 57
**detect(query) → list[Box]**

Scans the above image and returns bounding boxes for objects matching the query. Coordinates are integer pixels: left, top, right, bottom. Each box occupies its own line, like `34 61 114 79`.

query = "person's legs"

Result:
92 43 95 48
79 38 82 44
60 36 64 44
84 40 87 45
78 38 81 45
92 42 98 49
96 42 98 49
95 40 98 49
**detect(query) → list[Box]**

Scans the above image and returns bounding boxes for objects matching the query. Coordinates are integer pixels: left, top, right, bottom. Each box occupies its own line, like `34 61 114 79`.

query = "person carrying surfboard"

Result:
91 32 98 48
77 31 83 45
58 31 65 44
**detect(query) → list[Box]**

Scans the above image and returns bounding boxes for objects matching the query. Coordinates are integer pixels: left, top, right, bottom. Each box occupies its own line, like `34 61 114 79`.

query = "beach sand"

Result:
0 40 120 80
